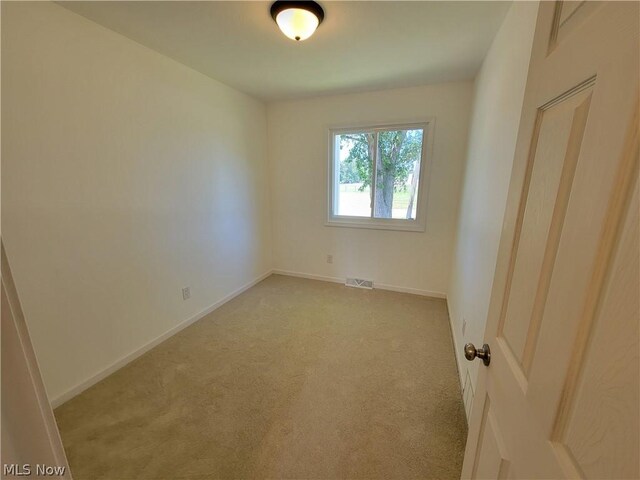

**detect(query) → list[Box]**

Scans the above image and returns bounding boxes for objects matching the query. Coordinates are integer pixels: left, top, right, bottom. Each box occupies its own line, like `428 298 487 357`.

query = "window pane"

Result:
374 129 423 220
335 132 374 217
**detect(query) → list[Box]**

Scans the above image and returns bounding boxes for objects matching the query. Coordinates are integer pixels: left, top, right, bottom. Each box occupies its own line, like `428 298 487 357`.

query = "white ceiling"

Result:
59 1 511 102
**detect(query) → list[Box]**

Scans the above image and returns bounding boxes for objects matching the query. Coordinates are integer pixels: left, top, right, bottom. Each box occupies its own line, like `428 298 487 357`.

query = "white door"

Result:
1 243 72 478
461 1 639 478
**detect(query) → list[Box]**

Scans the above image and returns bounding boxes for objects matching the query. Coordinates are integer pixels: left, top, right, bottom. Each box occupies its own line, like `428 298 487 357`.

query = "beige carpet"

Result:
55 275 467 479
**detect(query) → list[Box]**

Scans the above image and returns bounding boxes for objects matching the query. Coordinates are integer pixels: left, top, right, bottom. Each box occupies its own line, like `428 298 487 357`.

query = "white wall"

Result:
268 83 473 296
447 1 539 419
1 2 272 403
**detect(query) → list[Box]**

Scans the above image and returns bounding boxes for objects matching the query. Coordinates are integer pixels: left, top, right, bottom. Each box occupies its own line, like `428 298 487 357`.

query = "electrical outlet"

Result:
462 317 467 337
182 286 191 300
327 254 333 264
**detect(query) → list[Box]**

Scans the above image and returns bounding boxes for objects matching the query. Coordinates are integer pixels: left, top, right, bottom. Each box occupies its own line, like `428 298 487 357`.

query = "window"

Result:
327 122 431 231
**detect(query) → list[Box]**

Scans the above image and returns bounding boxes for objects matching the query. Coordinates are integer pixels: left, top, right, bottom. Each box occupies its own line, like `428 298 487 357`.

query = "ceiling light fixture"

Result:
270 1 324 42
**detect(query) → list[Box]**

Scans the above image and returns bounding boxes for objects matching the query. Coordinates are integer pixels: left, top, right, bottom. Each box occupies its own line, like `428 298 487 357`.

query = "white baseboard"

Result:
272 269 343 285
52 269 446 408
51 270 273 408
272 269 446 299
446 297 470 423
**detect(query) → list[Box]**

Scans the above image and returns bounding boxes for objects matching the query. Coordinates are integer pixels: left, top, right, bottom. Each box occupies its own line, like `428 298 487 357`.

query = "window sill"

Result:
325 217 426 232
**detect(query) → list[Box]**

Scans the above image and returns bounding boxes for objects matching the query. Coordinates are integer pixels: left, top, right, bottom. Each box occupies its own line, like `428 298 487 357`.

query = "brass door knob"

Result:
464 343 491 366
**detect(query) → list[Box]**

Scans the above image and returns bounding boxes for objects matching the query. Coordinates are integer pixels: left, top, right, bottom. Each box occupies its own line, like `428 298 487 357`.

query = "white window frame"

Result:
326 120 434 232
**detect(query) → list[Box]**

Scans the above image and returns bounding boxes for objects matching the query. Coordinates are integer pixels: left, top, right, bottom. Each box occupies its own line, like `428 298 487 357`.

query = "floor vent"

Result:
345 278 374 289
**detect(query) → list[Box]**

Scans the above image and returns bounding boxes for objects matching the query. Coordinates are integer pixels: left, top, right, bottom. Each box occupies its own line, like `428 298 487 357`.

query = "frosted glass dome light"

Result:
271 1 325 42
